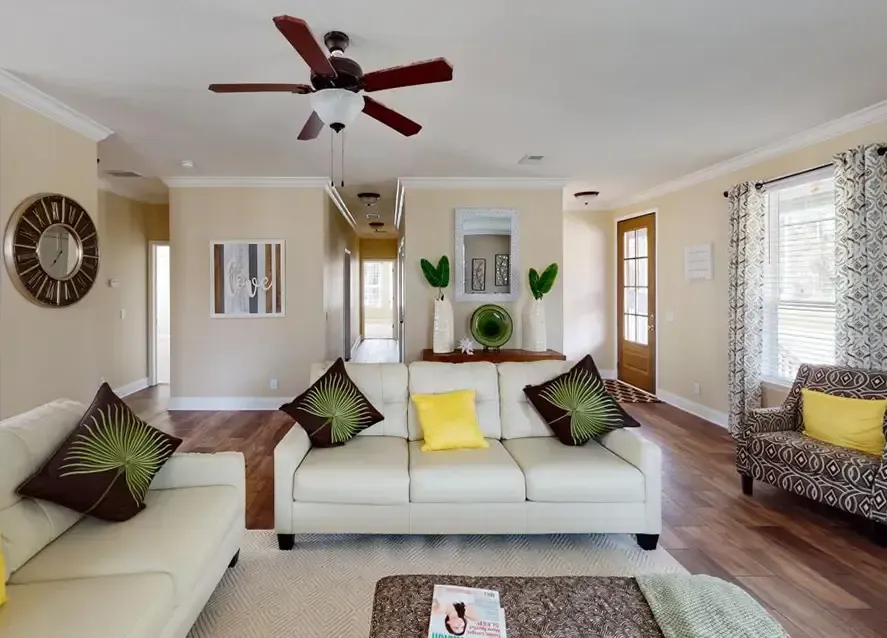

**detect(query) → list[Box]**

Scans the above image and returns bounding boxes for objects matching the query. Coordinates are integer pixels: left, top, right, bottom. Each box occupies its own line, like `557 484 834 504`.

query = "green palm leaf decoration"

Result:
59 404 175 512
540 369 622 444
301 373 374 444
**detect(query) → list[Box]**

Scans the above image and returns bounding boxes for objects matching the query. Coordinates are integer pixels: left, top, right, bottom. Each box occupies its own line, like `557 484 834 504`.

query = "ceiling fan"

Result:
209 15 454 140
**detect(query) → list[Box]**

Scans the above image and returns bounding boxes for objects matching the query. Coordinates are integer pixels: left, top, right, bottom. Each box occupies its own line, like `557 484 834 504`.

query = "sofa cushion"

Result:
408 440 526 503
523 355 640 446
310 362 409 438
0 399 86 575
17 383 182 522
293 437 409 504
411 390 489 452
0 573 173 638
748 430 879 495
9 485 239 602
498 361 574 439
503 437 646 502
408 362 501 440
281 358 385 447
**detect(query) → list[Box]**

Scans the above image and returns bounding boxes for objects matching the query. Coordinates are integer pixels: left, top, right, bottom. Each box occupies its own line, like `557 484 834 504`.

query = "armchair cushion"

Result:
748 431 879 516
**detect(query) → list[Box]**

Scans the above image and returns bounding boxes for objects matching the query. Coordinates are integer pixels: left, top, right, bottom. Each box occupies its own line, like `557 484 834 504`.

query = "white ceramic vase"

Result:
432 296 455 353
523 298 547 352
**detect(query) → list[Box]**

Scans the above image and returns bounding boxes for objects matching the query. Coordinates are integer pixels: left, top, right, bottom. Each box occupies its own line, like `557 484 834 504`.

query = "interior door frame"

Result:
613 209 659 391
148 240 170 387
343 248 352 360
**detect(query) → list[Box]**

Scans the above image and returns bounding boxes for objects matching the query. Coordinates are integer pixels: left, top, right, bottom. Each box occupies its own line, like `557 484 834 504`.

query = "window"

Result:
762 171 836 383
622 227 650 346
363 262 381 308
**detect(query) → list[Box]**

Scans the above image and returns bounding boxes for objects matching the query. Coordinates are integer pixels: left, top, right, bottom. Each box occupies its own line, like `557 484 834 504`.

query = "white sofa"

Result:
0 399 245 638
275 361 662 550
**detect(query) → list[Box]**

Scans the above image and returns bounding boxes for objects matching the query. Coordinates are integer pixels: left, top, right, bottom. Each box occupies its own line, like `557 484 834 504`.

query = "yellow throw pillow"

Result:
802 388 887 456
412 389 489 452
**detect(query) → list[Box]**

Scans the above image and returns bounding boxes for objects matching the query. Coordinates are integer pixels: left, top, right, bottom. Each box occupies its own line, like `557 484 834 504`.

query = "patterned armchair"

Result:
735 364 887 541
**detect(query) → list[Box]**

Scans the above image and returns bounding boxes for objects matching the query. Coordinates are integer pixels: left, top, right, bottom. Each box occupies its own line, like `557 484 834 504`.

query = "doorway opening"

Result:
616 212 657 393
149 242 171 386
362 260 395 339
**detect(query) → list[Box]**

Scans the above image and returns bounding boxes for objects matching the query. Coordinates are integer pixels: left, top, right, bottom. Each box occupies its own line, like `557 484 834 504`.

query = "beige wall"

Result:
98 190 170 391
404 189 563 362
563 210 614 369
169 187 327 398
0 97 103 417
324 195 360 359
612 120 887 414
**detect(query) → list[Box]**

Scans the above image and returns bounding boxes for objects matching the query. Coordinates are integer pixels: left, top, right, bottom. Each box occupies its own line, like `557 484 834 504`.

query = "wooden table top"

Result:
421 348 566 363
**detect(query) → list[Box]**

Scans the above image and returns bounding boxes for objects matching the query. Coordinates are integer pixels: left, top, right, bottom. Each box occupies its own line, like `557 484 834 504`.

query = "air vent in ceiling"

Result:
104 170 143 178
518 154 544 165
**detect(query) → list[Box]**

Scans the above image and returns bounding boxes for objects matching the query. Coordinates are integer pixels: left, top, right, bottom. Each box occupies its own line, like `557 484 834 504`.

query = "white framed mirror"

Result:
454 207 518 303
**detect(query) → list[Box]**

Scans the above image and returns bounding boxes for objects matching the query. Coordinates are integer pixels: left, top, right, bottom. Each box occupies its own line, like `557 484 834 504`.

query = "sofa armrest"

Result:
741 406 796 439
599 429 661 534
149 452 246 524
274 425 312 533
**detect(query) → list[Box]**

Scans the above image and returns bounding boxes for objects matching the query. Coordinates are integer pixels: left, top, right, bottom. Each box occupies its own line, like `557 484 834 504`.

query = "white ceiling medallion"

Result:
398 177 569 190
0 69 112 142
162 176 330 188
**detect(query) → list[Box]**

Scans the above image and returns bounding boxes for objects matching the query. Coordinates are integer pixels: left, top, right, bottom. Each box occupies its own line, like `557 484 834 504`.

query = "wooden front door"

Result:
617 213 656 392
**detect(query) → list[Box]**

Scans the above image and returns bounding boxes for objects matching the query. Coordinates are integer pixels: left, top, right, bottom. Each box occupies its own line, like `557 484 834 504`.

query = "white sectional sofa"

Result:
0 399 245 638
275 361 662 550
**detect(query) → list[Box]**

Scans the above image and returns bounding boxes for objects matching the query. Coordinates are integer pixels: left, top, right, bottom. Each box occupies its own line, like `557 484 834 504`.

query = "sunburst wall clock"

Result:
3 193 100 307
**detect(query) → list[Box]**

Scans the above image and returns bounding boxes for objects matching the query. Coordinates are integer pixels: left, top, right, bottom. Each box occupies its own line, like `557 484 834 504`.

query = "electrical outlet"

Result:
692 382 701 395
269 378 278 390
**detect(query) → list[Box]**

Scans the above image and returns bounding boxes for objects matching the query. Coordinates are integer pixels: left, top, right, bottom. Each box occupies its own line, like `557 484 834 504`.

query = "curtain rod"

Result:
721 146 887 198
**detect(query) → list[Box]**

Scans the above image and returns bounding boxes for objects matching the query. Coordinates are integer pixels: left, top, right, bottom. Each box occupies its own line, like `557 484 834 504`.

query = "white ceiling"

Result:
3 0 887 208
339 183 398 237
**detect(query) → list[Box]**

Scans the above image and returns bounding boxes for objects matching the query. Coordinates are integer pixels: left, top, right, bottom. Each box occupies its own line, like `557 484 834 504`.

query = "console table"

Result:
421 348 566 363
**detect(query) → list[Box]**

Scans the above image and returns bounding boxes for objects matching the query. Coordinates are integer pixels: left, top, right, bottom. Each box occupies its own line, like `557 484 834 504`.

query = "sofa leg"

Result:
873 522 887 548
741 474 754 496
228 550 240 568
278 534 296 550
636 534 659 551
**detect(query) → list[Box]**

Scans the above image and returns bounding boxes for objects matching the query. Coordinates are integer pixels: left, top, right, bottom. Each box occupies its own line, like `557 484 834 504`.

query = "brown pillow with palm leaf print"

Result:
17 383 182 522
523 355 641 446
279 358 384 447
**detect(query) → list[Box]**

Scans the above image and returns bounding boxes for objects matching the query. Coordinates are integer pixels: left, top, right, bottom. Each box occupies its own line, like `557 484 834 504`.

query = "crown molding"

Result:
610 98 887 209
394 179 405 229
398 177 569 190
162 176 330 188
0 69 112 142
97 177 168 204
325 184 357 231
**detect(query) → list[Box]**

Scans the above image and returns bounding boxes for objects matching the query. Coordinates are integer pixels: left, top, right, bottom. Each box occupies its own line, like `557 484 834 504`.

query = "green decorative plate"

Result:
470 304 513 349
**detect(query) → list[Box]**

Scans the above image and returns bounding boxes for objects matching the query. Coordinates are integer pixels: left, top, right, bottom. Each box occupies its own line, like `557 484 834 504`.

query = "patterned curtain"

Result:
834 145 887 370
727 183 766 436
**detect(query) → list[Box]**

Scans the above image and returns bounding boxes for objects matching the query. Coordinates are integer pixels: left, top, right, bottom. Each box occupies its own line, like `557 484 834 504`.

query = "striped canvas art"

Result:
210 241 284 317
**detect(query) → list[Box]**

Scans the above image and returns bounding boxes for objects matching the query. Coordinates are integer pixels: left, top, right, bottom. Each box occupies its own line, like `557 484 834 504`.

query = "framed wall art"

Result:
210 240 285 317
471 258 486 292
494 253 509 287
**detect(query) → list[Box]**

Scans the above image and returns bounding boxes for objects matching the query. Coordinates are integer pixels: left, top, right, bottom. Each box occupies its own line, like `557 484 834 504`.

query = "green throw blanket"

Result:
637 574 789 638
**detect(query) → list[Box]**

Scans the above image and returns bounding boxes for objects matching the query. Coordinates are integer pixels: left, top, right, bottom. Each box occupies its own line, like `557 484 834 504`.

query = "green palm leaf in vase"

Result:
59 404 175 513
540 369 622 444
301 373 374 444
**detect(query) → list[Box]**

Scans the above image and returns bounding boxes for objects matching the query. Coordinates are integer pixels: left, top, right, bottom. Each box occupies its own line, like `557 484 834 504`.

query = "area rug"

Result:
188 531 686 638
605 379 662 403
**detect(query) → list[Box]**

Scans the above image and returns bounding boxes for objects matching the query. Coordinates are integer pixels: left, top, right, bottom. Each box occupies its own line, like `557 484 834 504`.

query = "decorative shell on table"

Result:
458 337 475 355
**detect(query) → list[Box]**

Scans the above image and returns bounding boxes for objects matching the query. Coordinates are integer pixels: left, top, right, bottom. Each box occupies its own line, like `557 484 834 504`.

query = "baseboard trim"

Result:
655 389 728 429
115 377 149 398
167 397 286 411
600 369 617 380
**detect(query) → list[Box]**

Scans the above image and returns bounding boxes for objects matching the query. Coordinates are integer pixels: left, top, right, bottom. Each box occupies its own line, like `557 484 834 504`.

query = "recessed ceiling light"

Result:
358 192 381 206
181 160 195 169
574 190 600 205
366 213 380 219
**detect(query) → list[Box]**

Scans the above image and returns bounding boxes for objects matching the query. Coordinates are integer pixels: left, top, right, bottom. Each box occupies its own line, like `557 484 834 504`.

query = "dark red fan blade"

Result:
362 58 453 92
298 111 324 140
209 83 312 94
273 15 336 77
362 96 421 137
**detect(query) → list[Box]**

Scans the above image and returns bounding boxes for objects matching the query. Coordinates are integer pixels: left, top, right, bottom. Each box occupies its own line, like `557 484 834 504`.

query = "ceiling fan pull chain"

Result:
329 129 334 186
341 129 346 188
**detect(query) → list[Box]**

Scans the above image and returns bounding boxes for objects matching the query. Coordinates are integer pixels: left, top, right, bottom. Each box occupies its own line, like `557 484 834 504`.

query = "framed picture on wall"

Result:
471 258 486 292
210 240 285 317
494 253 509 287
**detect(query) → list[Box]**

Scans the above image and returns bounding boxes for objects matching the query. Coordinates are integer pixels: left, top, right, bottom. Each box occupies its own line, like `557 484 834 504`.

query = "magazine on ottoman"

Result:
427 584 506 638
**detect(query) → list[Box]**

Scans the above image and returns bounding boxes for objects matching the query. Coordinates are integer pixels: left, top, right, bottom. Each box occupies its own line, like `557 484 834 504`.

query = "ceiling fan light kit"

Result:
358 192 381 206
310 89 363 131
574 190 601 205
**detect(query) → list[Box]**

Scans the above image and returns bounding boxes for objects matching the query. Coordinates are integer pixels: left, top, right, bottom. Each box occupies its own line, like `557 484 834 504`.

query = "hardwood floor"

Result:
129 386 887 638
351 338 399 363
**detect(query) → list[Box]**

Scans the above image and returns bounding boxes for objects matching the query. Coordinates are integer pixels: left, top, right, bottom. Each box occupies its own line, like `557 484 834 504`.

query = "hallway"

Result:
351 338 399 363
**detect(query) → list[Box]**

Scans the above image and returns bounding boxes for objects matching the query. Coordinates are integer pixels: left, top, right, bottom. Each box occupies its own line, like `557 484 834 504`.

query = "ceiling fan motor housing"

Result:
310 56 364 92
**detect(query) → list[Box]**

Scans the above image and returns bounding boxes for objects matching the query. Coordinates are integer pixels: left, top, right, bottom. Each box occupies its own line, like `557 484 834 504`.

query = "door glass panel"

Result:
626 314 636 342
624 288 636 314
626 230 636 258
637 258 648 287
636 287 648 315
636 228 648 257
625 260 636 286
636 316 648 345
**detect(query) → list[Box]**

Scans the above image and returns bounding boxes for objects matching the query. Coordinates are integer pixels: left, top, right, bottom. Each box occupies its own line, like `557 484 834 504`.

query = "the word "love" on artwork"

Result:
226 260 273 298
